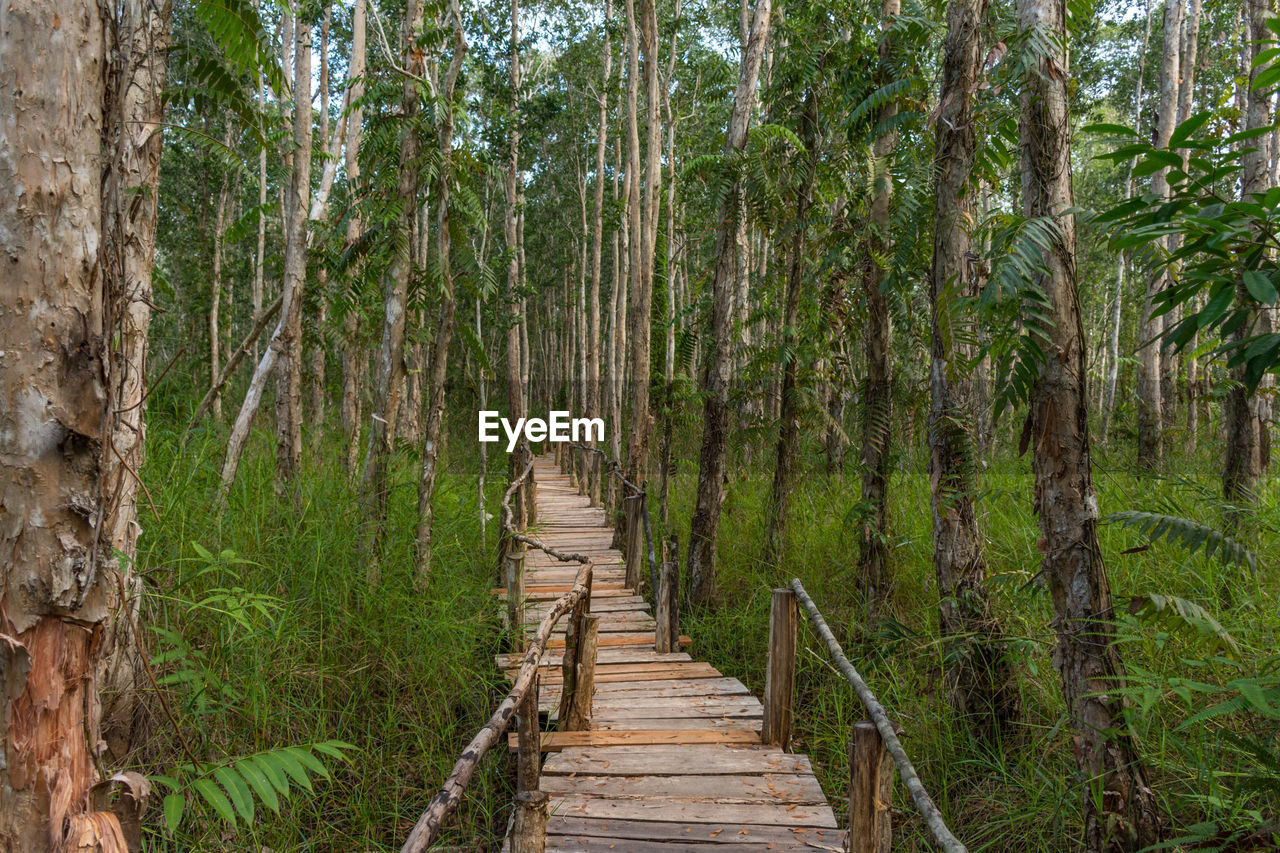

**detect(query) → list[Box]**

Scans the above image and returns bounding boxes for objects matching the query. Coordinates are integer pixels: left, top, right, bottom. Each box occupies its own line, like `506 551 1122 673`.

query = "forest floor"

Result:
136 412 1280 851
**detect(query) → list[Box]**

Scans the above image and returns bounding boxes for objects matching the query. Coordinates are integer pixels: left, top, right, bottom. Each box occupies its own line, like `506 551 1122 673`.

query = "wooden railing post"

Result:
517 671 541 793
623 494 642 590
849 720 894 853
511 790 548 853
762 587 797 748
561 614 599 730
505 540 525 650
655 535 680 653
525 464 537 525
557 568 593 729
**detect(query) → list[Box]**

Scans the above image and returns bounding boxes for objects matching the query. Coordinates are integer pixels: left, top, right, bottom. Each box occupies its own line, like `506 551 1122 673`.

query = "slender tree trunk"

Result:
1102 0 1152 446
98 0 172 766
339 0 366 475
219 15 311 497
587 1 613 505
608 140 627 515
858 0 900 606
361 0 425 574
307 3 332 433
210 129 233 420
929 0 1016 733
621 0 642 490
1018 0 1160 844
687 0 773 605
1224 0 1273 510
416 0 468 585
658 7 680 531
765 91 818 567
1137 0 1182 470
505 0 530 529
255 63 268 364
274 19 313 491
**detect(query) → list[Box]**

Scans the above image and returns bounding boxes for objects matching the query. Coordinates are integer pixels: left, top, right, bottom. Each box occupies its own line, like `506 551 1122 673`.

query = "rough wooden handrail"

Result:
502 459 593 564
399 563 593 852
567 443 642 495
789 578 967 853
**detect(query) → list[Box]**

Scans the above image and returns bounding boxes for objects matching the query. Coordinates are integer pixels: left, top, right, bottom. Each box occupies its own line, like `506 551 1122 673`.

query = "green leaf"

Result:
275 749 314 793
1083 122 1137 137
285 746 330 779
250 754 290 795
194 778 236 825
163 794 186 832
1243 270 1278 305
1169 111 1212 149
214 766 254 823
236 759 280 814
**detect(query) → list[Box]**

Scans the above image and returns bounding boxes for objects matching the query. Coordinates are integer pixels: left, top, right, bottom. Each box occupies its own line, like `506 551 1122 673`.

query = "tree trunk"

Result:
361 0 425 574
505 0 531 529
416 0 467 586
765 91 818 567
2 0 169 844
274 20 313 490
1137 0 1182 470
1224 0 1273 509
687 0 773 605
210 128 233 421
929 0 1016 733
340 0 367 476
1017 0 1160 844
858 0 899 606
587 1 613 506
1102 0 1152 447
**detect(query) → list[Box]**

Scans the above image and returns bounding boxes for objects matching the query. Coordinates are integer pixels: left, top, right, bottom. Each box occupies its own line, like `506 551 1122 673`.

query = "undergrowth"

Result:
132 405 1279 851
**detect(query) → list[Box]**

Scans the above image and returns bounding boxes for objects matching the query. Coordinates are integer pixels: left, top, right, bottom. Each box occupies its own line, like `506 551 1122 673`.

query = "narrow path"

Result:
495 454 845 851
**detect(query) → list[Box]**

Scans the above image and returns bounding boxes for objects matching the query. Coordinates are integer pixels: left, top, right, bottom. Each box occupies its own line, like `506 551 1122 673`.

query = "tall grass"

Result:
134 403 1278 851
134 416 513 850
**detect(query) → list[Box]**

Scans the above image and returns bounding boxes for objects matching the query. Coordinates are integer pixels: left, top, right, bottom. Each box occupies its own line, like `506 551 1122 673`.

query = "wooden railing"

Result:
399 461 598 853
566 442 657 595
770 579 967 853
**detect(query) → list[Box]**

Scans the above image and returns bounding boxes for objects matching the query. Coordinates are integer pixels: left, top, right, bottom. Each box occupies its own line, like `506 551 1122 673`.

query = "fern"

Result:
1103 510 1259 575
151 741 356 832
1128 593 1241 657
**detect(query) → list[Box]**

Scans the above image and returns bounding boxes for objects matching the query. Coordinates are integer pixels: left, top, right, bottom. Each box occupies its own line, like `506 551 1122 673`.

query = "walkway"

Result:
495 454 845 851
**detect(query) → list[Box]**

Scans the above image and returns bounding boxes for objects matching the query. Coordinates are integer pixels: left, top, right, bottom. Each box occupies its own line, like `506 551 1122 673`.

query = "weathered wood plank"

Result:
544 797 837 828
541 744 815 777
505 728 761 752
540 773 827 804
543 818 845 849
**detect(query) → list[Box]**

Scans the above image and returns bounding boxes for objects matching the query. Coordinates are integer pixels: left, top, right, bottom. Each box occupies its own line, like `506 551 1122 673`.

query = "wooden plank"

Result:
505 662 720 684
591 694 761 713
589 717 761 732
547 633 690 650
545 797 837 828
536 835 846 853
496 649 691 669
541 744 814 777
543 818 845 849
590 677 752 697
541 773 826 804
505 728 761 752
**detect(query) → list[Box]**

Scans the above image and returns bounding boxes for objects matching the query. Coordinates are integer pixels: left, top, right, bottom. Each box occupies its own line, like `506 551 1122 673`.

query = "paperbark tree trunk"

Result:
340 0 368 476
1017 0 1160 844
210 128 234 421
361 0 425 575
416 0 468 586
929 0 1016 733
1224 0 1273 510
1101 0 1152 447
765 91 818 568
505 0 531 529
588 0 613 507
275 20 313 490
2 0 169 845
1137 0 1182 470
687 0 773 605
858 0 899 606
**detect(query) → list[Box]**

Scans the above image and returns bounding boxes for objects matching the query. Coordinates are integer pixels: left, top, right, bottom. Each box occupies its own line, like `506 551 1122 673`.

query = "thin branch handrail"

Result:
501 459 593 564
567 442 642 495
789 578 968 853
400 563 593 852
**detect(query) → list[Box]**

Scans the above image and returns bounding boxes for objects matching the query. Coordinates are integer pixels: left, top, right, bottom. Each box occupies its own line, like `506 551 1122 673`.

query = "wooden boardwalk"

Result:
496 455 845 852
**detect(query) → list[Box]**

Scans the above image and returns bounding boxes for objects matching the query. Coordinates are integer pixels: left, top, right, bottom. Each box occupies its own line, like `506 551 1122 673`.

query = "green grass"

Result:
132 407 1279 851
134 417 515 850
